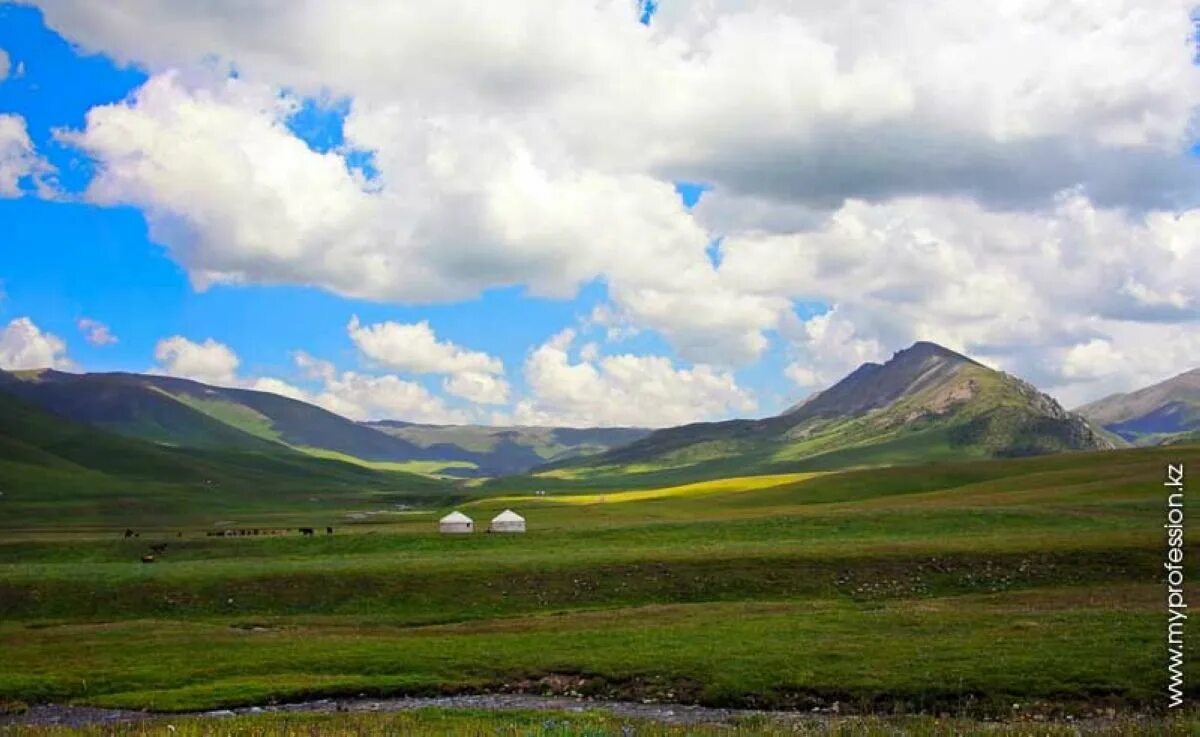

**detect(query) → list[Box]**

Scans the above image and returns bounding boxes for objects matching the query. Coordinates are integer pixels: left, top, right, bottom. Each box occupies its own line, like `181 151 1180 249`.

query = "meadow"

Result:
0 444 1196 728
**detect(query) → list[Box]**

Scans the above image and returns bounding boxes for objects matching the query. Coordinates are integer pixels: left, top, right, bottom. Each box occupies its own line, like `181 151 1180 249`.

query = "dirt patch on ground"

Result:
0 704 152 728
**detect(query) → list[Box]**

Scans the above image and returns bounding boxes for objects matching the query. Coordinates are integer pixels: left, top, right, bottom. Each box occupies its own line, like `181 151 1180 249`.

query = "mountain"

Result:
542 342 1113 482
1076 368 1200 445
0 369 437 462
0 369 648 477
365 421 651 476
0 388 446 528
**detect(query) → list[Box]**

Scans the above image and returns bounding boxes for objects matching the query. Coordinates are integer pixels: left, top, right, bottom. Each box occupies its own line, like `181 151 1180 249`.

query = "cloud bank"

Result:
26 0 1200 419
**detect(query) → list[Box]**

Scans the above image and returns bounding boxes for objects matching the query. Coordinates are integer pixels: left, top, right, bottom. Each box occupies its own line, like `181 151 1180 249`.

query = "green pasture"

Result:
0 444 1195 716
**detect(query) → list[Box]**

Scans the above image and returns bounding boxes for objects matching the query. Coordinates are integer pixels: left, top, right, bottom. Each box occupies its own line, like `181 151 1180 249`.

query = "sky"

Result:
0 1 1198 427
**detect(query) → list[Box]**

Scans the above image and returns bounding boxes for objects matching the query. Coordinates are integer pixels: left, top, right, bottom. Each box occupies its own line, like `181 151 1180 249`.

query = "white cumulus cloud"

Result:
509 329 756 427
349 317 501 375
151 336 240 385
441 371 509 406
0 114 52 197
76 317 118 346
287 351 469 423
313 370 469 424
783 310 886 389
148 336 470 423
347 316 509 404
0 317 71 370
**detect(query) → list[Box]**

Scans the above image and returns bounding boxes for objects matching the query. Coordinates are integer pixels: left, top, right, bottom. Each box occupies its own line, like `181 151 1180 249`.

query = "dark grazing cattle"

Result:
299 527 315 537
124 529 135 539
149 543 168 554
326 527 334 535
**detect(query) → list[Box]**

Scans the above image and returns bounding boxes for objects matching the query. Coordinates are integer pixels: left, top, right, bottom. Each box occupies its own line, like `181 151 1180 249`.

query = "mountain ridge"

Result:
0 387 448 526
0 369 436 461
363 421 651 476
0 369 648 477
1 341 1119 484
1076 368 1200 445
781 341 982 418
540 341 1111 481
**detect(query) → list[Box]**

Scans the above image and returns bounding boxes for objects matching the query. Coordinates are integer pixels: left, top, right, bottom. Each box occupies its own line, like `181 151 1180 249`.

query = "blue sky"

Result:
2 1 1198 422
0 4 801 422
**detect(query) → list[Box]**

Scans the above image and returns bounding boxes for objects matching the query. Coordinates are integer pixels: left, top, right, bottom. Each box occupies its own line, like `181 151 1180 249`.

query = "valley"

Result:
7 3 1199 733
1 343 1196 734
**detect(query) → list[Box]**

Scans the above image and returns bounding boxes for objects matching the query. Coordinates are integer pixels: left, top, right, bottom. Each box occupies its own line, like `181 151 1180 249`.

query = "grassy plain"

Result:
0 444 1196 719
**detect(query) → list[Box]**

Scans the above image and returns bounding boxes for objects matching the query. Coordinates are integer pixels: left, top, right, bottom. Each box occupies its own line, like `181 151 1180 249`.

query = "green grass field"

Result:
0 444 1196 722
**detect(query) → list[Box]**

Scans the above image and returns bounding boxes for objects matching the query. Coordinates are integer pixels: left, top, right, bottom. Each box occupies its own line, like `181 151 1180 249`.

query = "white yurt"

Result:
439 511 474 534
489 509 526 534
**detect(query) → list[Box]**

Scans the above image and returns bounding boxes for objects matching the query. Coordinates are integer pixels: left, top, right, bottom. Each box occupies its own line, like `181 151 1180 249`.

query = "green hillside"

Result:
0 390 449 528
538 342 1111 487
0 369 285 452
0 369 447 463
0 370 647 477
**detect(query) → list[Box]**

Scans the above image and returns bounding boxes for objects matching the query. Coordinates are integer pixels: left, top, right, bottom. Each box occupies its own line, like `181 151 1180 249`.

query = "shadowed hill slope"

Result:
0 389 447 527
0 369 648 477
0 369 440 462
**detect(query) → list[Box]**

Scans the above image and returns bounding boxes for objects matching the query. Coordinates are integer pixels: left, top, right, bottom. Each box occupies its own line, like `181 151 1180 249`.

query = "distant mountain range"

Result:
540 342 1115 482
8 342 1195 489
1076 368 1200 446
0 369 647 477
15 341 1194 527
365 421 650 476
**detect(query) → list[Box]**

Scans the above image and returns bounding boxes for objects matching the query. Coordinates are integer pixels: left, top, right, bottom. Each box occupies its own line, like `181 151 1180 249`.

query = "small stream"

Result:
5 694 827 728
1 693 1148 731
